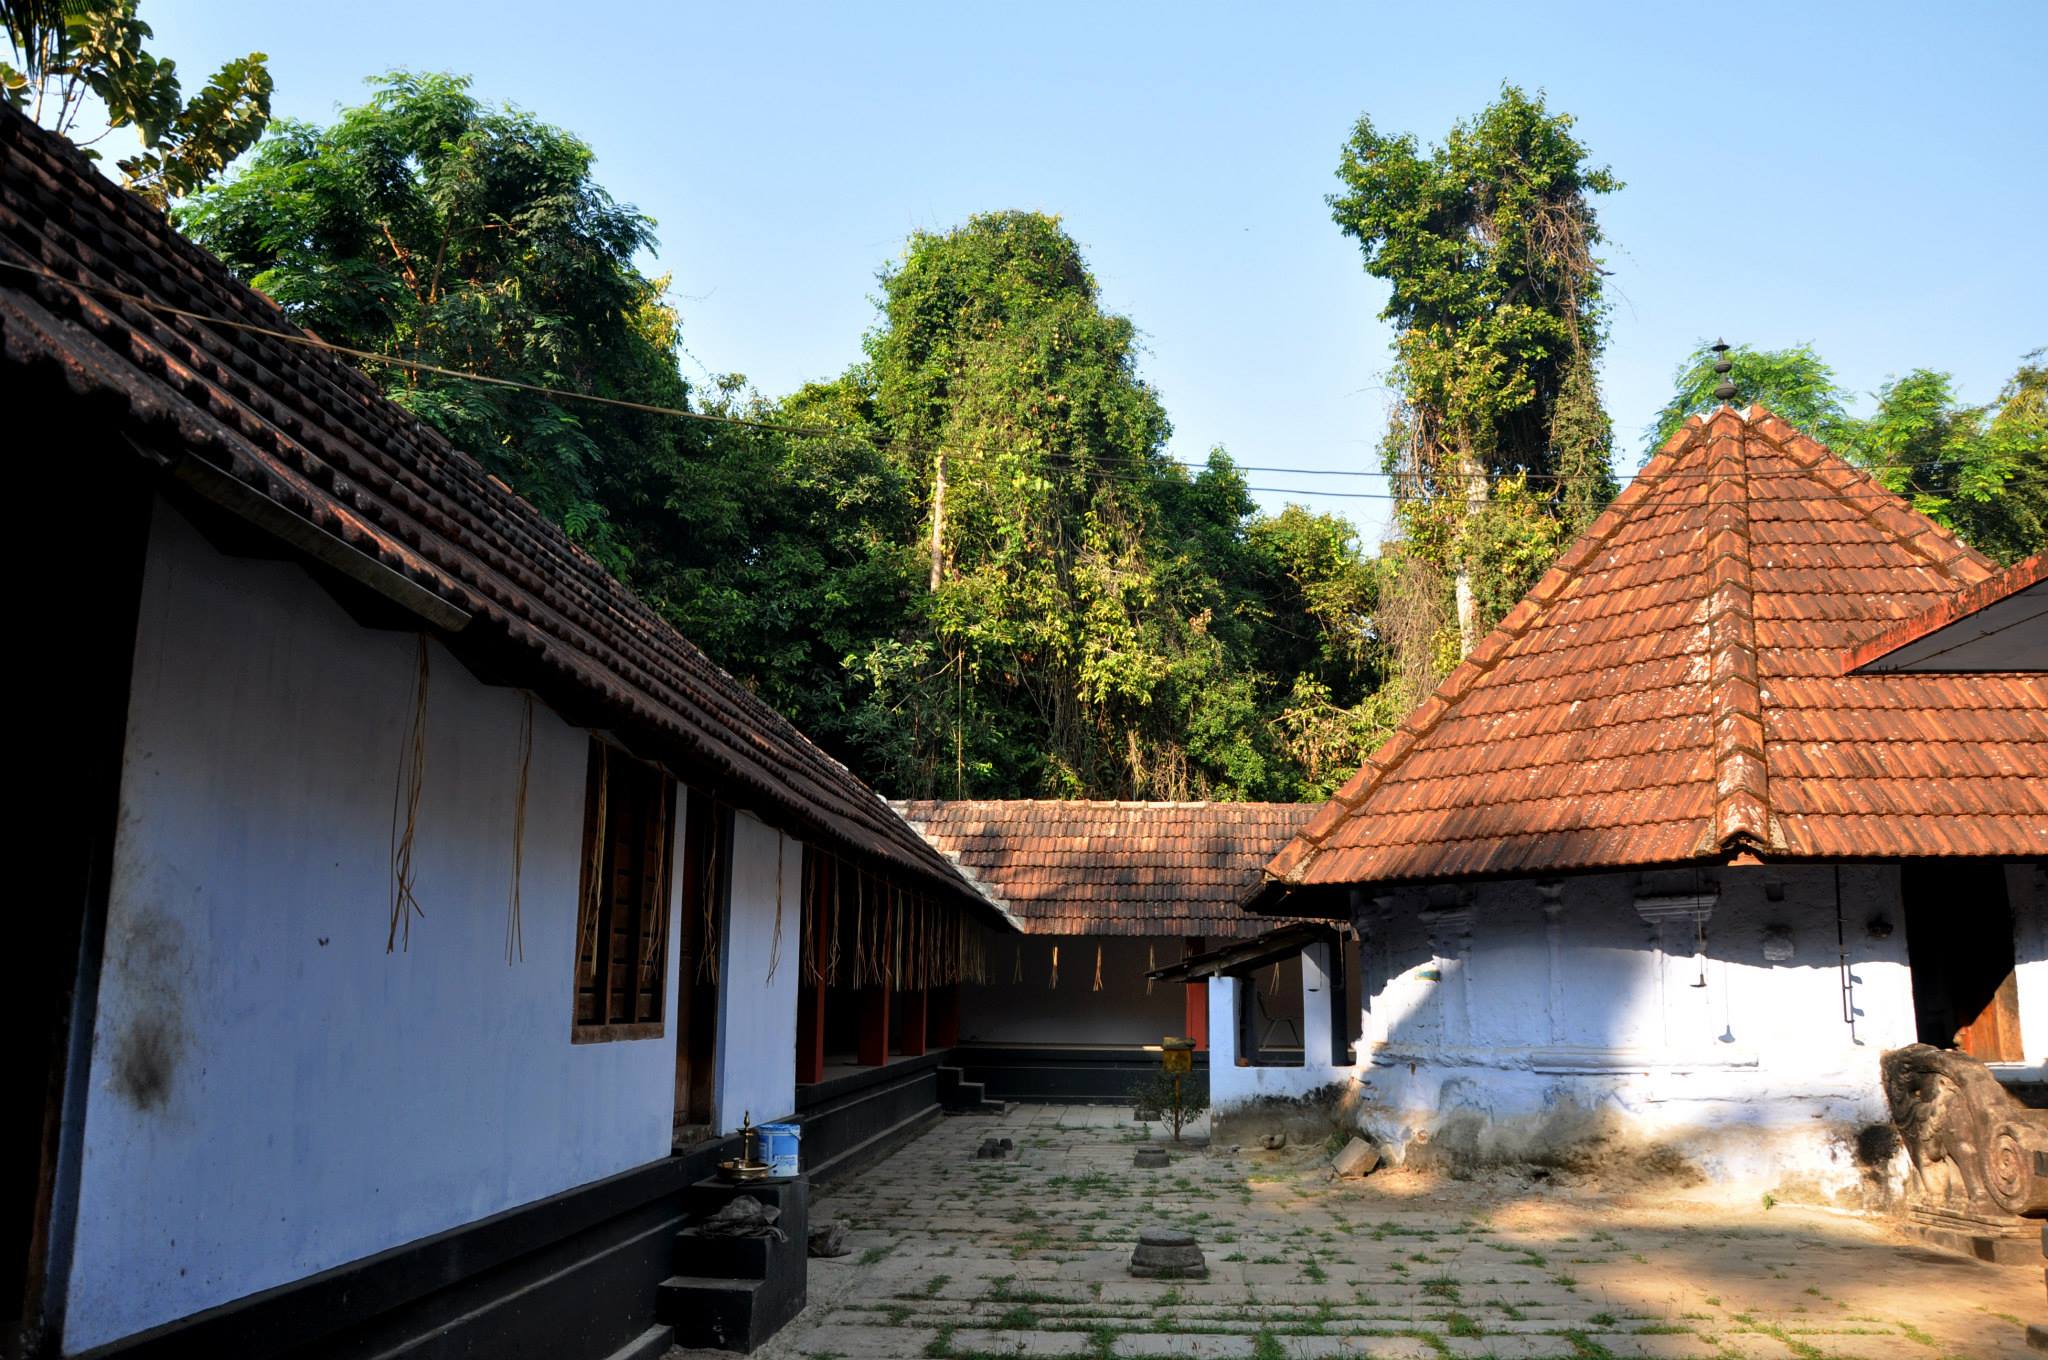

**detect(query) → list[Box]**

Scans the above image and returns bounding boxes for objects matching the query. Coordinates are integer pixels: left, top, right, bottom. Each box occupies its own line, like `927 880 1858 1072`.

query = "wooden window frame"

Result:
571 738 677 1043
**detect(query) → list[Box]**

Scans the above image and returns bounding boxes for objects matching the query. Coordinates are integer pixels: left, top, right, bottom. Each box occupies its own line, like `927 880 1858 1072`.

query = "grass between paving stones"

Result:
813 1115 2013 1360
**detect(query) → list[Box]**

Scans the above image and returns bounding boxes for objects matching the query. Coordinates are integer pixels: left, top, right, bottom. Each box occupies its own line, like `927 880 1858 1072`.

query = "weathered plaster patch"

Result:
106 906 189 1113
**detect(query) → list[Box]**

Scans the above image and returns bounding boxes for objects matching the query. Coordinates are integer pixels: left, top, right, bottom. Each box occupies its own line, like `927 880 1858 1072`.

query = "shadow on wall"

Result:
1223 859 2038 1208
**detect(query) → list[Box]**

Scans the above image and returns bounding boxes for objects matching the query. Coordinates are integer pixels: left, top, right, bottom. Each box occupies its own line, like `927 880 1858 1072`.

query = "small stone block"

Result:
1330 1137 1379 1178
1134 1147 1170 1168
807 1221 849 1257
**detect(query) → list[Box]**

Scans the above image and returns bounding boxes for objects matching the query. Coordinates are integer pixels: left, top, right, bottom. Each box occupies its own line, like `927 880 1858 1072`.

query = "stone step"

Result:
598 1323 675 1360
659 1270 807 1353
672 1228 776 1280
657 1274 762 1351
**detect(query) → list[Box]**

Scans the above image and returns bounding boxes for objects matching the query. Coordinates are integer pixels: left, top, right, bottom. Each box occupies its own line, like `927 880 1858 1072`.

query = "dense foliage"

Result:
180 73 689 574
3 0 270 206
856 211 1387 798
1330 84 1620 700
180 88 1386 799
1655 341 2047 564
162 71 2038 807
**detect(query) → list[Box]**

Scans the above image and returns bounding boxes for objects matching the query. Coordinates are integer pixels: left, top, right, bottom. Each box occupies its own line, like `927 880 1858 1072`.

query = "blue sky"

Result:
150 1 2045 543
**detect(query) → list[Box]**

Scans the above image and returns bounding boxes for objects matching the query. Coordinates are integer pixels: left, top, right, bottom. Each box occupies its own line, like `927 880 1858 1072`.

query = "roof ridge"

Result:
1266 414 1720 888
1695 409 1772 857
1744 406 1995 585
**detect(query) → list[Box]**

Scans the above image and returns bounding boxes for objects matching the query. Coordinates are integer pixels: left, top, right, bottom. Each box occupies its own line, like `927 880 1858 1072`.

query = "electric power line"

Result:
0 256 2020 511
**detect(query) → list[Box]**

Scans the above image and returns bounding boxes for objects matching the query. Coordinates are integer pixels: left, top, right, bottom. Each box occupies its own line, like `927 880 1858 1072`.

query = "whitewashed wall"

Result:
713 812 803 1133
1210 865 1961 1199
1203 942 1346 1101
2007 863 2048 1074
66 502 684 1353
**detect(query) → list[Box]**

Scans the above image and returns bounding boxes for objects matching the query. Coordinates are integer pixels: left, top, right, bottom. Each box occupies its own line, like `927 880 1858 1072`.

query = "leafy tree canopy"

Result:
1330 84 1621 711
856 214 1384 802
179 72 682 571
3 0 270 207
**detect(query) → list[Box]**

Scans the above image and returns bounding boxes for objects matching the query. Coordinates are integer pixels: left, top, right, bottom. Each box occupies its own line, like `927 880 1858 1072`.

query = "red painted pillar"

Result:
900 987 929 1057
796 867 830 1085
858 985 891 1067
1184 936 1209 1051
797 980 825 1085
930 984 961 1048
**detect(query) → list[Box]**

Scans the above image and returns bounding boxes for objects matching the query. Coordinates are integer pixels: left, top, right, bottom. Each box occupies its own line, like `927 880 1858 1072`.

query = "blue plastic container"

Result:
758 1122 802 1178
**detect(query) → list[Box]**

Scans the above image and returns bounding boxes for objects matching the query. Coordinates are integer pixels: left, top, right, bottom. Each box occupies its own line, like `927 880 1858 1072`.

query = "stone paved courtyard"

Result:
695 1104 2042 1360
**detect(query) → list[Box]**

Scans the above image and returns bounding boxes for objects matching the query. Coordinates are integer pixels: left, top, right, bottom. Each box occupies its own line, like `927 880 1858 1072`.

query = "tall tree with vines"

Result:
1330 85 1620 679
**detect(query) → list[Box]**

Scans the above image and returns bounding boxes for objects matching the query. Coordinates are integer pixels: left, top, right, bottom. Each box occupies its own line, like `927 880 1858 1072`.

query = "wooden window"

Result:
572 739 676 1042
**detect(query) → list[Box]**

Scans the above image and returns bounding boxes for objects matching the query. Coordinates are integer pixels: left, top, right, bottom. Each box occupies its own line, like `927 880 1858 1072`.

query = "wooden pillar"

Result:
900 986 928 1057
797 864 831 1085
797 982 825 1085
858 985 891 1067
1184 936 1209 1050
930 983 961 1048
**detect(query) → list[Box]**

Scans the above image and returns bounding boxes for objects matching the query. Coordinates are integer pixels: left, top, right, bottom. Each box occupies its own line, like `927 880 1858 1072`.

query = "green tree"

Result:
864 211 1179 796
3 0 270 207
1654 341 2046 564
1649 340 1855 452
1331 84 1620 662
631 374 926 777
1859 361 2047 564
852 212 1388 799
179 72 680 571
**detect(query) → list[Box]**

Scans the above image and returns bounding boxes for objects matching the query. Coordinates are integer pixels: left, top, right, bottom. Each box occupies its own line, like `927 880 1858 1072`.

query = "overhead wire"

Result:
0 256 2011 510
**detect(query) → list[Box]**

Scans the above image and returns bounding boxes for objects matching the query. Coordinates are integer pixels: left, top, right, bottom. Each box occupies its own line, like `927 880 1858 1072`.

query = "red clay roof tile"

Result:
1251 407 2047 902
894 801 1316 937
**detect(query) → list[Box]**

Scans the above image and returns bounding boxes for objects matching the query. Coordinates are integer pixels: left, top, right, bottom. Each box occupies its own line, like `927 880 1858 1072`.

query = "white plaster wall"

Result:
2007 863 2048 1072
66 503 684 1353
1206 945 1356 1105
963 936 1185 1045
713 811 802 1133
1213 865 1925 1200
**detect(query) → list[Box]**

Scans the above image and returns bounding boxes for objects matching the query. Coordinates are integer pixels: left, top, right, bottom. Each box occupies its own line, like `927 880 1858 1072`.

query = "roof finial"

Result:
1710 339 1737 403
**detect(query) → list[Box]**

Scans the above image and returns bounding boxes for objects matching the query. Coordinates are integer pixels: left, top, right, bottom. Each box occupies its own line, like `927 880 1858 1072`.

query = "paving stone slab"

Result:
948 1329 1099 1356
1441 1337 1589 1359
1581 1335 1738 1359
1110 1335 1259 1358
791 1323 936 1358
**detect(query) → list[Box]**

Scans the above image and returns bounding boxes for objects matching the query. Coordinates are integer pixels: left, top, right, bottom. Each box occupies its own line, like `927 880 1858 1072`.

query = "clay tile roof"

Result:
1844 552 2046 674
1251 406 2048 905
0 104 995 915
892 800 1318 937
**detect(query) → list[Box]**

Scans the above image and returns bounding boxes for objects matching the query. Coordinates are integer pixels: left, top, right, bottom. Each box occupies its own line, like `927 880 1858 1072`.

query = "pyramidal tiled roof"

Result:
894 800 1316 937
1251 406 2048 903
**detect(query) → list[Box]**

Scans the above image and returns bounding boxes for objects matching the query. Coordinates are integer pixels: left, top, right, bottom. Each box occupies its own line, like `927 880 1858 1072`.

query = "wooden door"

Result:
1903 861 2022 1062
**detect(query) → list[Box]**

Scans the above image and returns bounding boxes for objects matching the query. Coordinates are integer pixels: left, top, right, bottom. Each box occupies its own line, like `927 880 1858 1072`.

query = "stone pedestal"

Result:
1129 1226 1206 1278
